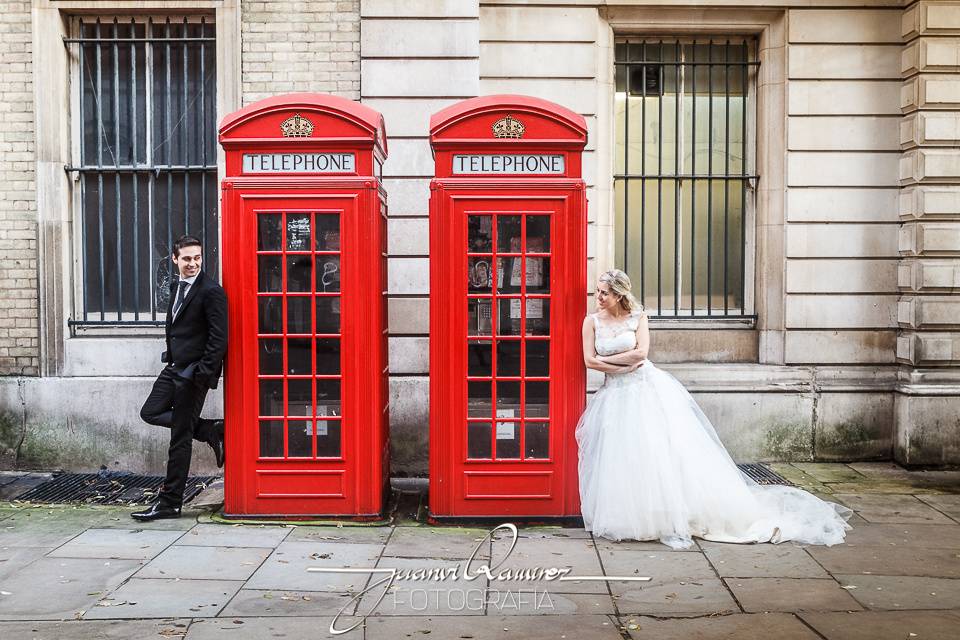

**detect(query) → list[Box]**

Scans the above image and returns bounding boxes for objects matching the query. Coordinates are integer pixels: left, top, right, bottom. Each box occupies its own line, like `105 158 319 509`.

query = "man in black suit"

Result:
133 235 228 521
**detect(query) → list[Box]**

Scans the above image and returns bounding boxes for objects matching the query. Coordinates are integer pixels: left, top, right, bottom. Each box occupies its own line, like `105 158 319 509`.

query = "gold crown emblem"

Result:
492 114 525 139
280 113 314 138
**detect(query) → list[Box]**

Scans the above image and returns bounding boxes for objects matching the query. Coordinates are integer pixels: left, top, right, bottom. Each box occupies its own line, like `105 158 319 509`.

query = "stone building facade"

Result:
0 0 957 475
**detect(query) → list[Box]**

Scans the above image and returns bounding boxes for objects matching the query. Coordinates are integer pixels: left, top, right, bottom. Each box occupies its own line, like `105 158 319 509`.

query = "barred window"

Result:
614 39 758 318
68 16 217 325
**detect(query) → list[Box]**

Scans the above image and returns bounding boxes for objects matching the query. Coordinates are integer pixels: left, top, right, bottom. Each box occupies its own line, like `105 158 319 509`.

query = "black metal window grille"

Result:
614 39 759 318
66 17 217 325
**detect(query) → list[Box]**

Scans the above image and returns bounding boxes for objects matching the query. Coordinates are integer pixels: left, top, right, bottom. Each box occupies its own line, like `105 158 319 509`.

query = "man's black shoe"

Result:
208 419 225 468
130 503 181 521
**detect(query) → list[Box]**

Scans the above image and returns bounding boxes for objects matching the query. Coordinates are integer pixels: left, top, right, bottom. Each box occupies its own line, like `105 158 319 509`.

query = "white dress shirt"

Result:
172 274 198 320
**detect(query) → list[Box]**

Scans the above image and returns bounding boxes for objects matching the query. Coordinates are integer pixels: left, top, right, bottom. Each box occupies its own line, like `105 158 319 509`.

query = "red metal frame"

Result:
429 96 588 517
219 94 388 517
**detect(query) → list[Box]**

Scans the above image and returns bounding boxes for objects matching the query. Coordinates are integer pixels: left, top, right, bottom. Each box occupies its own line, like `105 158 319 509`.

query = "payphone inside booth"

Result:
219 94 388 518
428 95 588 518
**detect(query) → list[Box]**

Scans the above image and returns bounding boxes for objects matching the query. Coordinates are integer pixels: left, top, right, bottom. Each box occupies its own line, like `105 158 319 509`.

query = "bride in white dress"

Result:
576 269 853 549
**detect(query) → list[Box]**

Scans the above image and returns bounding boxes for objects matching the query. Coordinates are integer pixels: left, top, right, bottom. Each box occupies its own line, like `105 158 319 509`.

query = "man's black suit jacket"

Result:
162 270 228 389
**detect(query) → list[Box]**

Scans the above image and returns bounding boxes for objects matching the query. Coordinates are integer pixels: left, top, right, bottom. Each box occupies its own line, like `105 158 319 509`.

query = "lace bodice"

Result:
592 311 648 387
593 312 641 356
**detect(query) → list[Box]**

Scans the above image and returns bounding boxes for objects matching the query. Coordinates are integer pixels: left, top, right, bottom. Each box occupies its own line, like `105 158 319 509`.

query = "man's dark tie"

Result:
172 281 188 318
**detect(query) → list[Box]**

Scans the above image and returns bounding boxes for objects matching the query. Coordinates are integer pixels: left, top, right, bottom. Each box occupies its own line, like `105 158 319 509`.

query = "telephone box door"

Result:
236 193 359 515
455 195 580 516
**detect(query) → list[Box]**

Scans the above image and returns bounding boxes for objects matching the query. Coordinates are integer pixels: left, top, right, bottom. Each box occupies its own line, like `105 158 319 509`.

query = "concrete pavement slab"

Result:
103 512 200 530
0 557 142 620
384 526 490 559
355 556 488 616
48 528 183 560
0 546 49 580
829 483 950 495
0 511 97 548
792 463 866 484
245 540 383 592
218 588 358 617
0 619 192 639
365 613 624 639
488 590 616 615
83 578 243 619
610 578 739 616
514 526 593 540
489 536 605 594
286 525 391 545
724 577 864 612
917 495 960 523
833 494 956 524
798 610 960 640
847 463 960 490
597 547 717 585
767 464 832 494
623 612 823 639
840 523 960 548
834 574 960 610
594 538 701 554
175 523 291 548
807 544 960 578
135 545 272 581
186 615 360 639
0 507 193 549
700 541 829 578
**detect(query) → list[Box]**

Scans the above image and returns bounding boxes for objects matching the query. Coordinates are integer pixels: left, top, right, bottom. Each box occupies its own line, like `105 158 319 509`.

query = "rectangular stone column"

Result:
897 0 960 464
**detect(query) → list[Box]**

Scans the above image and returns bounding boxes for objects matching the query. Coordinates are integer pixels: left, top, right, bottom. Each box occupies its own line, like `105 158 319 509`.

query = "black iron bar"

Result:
64 36 215 43
130 18 140 321
707 40 714 315
723 40 730 315
147 17 157 323
640 41 646 305
741 40 750 314
182 18 190 237
79 19 88 322
674 40 681 316
615 60 760 67
200 17 208 254
113 19 123 318
95 19 105 321
623 40 629 284
656 40 663 315
165 18 173 280
690 41 697 314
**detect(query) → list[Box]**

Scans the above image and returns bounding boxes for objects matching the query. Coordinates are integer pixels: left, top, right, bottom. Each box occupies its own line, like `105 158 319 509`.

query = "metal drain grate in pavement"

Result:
738 463 793 486
11 473 217 505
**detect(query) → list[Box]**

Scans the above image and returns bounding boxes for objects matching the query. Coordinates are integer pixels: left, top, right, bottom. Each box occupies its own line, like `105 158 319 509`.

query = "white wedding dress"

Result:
576 311 853 549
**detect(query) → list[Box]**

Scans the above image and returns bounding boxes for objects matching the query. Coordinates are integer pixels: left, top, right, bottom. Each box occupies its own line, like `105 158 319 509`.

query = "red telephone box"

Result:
428 95 588 518
219 94 389 517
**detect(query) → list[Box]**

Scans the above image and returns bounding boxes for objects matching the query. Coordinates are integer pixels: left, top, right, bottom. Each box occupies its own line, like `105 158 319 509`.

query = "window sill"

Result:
70 323 166 338
647 316 756 330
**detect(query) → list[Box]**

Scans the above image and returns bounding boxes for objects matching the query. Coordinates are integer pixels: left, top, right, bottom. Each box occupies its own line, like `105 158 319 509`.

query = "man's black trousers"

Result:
140 365 216 508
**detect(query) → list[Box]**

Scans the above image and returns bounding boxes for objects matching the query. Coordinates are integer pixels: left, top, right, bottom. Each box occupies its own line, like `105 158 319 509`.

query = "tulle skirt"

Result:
575 362 853 549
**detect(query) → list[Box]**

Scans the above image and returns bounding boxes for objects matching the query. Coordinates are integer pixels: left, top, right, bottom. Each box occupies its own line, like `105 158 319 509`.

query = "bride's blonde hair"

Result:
599 269 641 314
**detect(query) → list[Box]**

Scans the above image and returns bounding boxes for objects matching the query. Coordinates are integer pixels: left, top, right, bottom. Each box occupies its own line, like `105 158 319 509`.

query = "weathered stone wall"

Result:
241 0 360 104
896 0 960 464
0 1 38 376
360 0 480 474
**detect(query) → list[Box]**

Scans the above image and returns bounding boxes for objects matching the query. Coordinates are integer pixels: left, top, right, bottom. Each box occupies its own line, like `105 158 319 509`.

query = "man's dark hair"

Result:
173 235 202 257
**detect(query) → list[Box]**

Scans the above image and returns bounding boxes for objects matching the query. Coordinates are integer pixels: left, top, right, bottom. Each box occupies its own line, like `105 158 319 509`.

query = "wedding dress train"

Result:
575 312 853 549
